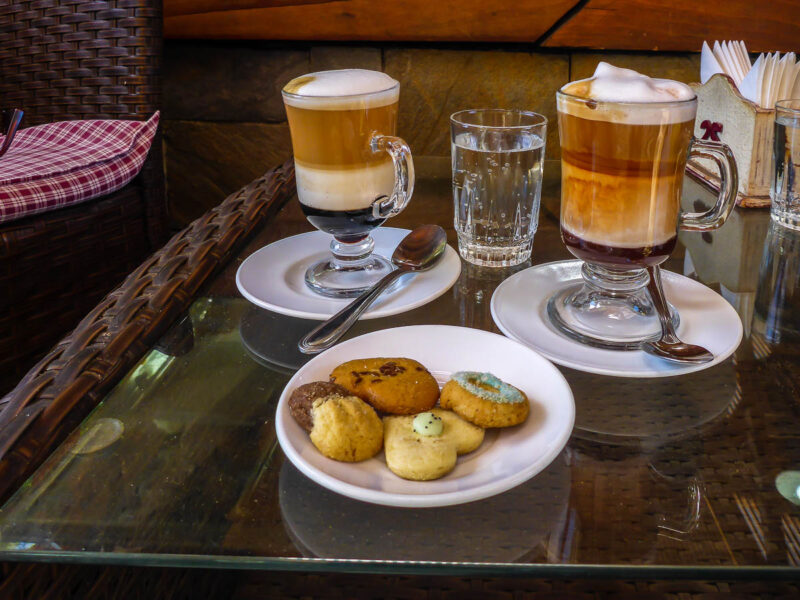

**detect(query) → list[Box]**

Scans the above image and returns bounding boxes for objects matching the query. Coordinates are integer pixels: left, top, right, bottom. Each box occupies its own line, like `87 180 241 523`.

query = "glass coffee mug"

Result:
548 90 738 349
282 69 414 298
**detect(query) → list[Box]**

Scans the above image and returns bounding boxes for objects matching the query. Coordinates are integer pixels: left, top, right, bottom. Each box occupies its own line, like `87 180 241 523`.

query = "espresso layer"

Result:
562 228 676 267
301 204 386 241
285 102 398 167
295 159 395 211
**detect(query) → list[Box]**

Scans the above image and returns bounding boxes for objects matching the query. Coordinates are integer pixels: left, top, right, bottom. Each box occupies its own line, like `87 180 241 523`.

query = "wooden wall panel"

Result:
163 0 578 42
165 0 331 18
543 0 800 52
163 0 800 53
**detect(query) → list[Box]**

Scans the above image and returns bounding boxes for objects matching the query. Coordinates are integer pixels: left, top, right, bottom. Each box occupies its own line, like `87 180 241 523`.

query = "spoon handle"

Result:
298 268 408 354
646 265 679 343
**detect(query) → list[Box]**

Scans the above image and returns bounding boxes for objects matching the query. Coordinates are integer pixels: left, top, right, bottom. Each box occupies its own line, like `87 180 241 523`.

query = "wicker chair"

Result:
0 0 167 393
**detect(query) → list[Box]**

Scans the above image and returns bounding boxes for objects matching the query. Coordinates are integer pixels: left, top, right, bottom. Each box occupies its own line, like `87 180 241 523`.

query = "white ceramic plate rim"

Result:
490 259 744 378
235 228 461 321
275 325 575 507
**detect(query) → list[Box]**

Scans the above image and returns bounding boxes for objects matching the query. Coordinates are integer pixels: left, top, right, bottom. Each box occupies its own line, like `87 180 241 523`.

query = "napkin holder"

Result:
688 74 773 208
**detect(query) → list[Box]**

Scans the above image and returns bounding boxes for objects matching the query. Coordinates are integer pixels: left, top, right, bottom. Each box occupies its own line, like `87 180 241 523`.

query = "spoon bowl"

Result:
643 338 715 364
391 224 448 270
643 266 714 364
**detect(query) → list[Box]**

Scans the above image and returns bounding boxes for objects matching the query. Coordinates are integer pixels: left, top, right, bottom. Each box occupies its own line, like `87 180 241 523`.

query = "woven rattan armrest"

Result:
0 160 295 502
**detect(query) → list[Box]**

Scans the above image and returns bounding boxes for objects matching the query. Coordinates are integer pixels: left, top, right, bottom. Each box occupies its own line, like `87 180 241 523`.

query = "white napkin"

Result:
739 53 763 104
702 40 800 108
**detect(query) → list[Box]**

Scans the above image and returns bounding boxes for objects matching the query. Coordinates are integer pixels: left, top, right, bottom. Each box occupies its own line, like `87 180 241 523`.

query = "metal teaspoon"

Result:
643 265 714 364
297 224 448 354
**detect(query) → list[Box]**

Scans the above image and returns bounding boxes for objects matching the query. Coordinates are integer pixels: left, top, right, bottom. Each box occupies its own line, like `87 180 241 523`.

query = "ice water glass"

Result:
450 109 546 267
772 99 800 231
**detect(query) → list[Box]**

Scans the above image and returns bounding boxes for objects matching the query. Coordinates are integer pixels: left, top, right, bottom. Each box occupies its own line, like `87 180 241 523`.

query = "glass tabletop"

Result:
1 158 799 579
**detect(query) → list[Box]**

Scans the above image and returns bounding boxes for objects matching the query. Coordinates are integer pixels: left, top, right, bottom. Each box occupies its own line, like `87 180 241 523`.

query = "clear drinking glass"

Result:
772 99 800 231
282 70 414 298
450 109 547 267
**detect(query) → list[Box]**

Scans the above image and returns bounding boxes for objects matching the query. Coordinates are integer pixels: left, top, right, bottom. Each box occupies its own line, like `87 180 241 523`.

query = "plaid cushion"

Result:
0 112 159 223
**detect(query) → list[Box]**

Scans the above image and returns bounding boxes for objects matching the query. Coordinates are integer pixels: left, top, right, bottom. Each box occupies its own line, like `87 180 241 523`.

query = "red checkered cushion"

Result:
0 112 159 223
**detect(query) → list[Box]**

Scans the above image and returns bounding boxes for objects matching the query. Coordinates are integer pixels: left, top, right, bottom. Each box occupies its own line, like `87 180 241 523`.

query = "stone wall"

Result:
163 42 700 225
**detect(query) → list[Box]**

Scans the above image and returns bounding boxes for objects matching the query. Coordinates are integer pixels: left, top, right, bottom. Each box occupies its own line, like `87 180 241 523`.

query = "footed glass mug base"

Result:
546 262 679 351
305 234 396 298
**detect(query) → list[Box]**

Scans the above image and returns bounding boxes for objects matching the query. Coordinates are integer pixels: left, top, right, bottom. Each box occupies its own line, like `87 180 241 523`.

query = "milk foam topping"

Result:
283 69 399 110
559 63 696 124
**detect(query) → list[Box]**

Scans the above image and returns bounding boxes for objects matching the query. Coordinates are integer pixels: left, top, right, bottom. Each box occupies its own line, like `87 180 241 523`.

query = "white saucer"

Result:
236 228 461 320
276 325 575 508
490 260 743 378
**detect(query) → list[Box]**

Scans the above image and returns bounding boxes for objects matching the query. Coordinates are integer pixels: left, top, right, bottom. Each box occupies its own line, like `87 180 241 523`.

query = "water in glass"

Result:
452 128 544 266
772 101 800 231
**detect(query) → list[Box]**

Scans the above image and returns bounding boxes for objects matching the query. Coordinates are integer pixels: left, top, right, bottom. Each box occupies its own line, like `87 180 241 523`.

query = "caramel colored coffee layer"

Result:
558 112 693 248
284 102 398 168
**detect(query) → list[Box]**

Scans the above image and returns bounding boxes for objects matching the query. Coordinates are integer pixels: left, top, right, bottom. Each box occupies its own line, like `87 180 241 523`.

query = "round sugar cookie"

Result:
309 395 383 462
383 409 484 481
330 358 439 415
440 371 529 428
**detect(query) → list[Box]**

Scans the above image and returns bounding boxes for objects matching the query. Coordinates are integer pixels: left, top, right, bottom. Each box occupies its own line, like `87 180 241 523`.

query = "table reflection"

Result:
278 452 571 563
753 222 800 349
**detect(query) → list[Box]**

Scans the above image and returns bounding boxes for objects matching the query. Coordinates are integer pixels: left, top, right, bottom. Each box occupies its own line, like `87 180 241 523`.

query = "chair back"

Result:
0 0 162 125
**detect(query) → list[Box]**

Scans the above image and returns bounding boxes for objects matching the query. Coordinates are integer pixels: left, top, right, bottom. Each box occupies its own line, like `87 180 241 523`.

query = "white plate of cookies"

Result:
276 325 575 507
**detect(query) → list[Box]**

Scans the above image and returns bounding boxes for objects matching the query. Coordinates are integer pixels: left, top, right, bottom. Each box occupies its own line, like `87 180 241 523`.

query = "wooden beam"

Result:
163 0 579 42
164 0 334 19
164 0 800 53
543 0 800 52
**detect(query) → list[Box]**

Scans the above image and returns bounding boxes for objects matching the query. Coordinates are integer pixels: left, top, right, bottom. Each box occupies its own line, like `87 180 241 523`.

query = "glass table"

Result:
1 158 799 581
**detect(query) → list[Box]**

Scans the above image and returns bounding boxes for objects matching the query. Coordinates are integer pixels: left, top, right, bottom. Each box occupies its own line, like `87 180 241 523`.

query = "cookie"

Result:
440 371 529 428
383 409 484 481
309 394 383 462
289 381 350 432
330 358 439 415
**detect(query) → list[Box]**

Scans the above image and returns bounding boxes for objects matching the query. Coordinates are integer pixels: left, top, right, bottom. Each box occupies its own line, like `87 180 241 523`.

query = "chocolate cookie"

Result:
329 358 439 415
289 381 350 432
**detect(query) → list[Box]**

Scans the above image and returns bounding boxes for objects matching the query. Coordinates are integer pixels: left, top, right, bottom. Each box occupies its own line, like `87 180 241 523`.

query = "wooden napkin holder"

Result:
688 73 773 208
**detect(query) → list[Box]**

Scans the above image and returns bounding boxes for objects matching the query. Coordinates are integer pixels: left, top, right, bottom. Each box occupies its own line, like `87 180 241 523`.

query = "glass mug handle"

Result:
679 138 739 231
370 134 415 219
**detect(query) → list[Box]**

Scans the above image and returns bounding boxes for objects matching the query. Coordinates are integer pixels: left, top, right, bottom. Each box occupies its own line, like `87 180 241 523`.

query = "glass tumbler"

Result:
450 109 547 267
772 99 800 231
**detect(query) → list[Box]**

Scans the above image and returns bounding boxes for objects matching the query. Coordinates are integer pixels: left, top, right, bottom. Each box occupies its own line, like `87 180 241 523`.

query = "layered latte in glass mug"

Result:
282 70 414 297
550 63 738 349
559 68 696 267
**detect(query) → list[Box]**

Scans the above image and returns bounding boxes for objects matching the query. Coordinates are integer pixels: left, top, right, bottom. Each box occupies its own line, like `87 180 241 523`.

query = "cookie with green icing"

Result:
440 371 529 428
383 408 484 481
